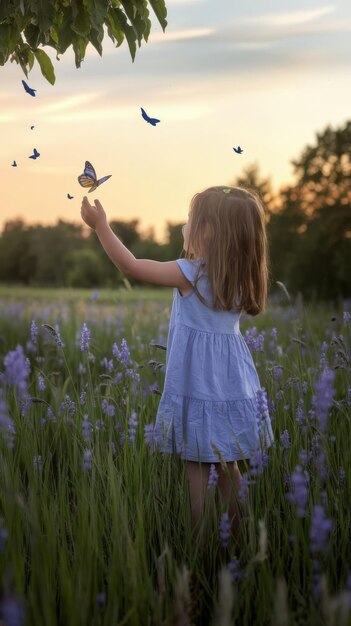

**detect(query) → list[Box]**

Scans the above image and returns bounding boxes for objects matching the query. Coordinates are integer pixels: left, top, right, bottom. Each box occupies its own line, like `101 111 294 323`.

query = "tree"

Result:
231 162 278 216
268 120 351 298
0 0 167 84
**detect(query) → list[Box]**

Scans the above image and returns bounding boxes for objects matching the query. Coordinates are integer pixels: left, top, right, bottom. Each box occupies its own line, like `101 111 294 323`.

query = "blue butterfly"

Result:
11 160 17 167
67 193 74 200
22 80 36 97
141 107 160 127
29 148 40 159
233 146 244 154
78 161 112 193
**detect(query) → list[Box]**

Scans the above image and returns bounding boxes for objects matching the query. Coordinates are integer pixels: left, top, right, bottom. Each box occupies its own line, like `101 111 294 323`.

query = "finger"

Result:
94 199 102 209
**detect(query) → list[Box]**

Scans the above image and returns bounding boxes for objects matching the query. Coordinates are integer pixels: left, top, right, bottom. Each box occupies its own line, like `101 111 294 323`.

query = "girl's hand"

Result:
80 196 107 231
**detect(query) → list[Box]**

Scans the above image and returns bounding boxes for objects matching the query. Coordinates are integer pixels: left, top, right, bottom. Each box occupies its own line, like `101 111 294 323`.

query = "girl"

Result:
80 186 274 541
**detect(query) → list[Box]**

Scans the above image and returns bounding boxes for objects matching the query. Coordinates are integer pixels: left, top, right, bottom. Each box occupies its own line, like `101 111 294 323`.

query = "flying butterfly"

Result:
78 161 112 193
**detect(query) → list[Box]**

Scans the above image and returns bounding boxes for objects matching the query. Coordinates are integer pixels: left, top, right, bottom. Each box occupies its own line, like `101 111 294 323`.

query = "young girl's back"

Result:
155 256 274 462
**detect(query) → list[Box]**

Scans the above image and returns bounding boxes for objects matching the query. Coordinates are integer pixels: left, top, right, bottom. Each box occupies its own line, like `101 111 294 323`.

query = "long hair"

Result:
185 186 269 315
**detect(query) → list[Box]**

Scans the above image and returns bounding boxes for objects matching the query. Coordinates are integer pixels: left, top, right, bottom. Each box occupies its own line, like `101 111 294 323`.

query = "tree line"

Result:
0 119 350 300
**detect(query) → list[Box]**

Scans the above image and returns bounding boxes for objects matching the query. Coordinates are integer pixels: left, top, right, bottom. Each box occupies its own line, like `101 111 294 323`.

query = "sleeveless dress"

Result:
154 259 275 463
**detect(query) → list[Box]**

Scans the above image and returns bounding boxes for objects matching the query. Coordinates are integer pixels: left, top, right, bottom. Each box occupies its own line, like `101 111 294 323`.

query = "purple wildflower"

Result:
82 449 92 470
286 465 309 517
54 323 64 348
3 345 29 399
82 414 93 442
0 594 26 626
80 322 91 352
100 357 114 372
310 503 333 555
249 448 269 477
144 423 161 451
295 399 306 432
112 338 131 367
270 327 278 341
30 319 38 345
128 411 138 444
219 513 231 548
343 311 351 325
244 327 265 352
280 429 291 449
80 391 86 406
339 467 346 484
47 406 56 423
37 373 46 391
95 419 105 431
101 399 115 417
60 395 76 417
312 367 335 432
149 381 160 394
208 464 219 489
238 472 255 504
227 557 241 583
272 365 283 381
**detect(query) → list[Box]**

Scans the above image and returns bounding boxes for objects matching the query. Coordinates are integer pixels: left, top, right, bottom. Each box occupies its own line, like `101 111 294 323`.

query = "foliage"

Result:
0 289 350 624
0 0 167 84
267 120 351 299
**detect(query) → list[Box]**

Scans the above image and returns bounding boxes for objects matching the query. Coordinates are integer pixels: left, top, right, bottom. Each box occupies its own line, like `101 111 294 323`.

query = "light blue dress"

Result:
154 259 275 463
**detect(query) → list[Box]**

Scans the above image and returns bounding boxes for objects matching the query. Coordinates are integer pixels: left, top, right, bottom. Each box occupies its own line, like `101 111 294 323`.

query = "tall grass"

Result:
0 286 350 625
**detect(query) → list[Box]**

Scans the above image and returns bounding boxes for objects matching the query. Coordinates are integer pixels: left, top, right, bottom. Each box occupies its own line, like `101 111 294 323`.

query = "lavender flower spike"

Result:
310 503 333 555
312 367 335 432
80 322 91 352
208 464 219 489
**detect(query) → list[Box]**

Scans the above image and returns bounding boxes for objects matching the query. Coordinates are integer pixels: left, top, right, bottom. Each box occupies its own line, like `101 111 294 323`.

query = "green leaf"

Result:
148 0 167 31
72 34 88 67
72 5 91 36
34 47 55 84
111 7 136 60
120 0 150 44
86 0 109 31
89 26 104 56
106 9 125 47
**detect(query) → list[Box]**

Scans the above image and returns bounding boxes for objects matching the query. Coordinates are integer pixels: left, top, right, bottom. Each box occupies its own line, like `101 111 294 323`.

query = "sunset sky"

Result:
1 0 351 241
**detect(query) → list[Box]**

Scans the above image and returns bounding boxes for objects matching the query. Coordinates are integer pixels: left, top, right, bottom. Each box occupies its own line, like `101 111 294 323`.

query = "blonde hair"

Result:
185 186 269 315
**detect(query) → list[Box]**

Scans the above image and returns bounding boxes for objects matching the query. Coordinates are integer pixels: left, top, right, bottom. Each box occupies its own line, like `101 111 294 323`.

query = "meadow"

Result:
0 285 350 626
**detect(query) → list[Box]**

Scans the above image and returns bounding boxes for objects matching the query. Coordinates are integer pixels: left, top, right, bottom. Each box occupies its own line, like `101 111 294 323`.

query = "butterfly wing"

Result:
141 108 148 121
149 118 160 126
78 161 97 190
84 161 97 179
96 175 112 188
78 175 96 189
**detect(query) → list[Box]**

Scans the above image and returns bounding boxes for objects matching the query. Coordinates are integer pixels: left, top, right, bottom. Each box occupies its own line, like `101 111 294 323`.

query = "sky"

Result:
1 0 351 241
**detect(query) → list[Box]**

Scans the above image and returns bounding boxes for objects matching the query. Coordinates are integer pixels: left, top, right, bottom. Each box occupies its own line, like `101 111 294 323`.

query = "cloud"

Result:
238 5 336 27
37 93 103 114
148 27 214 43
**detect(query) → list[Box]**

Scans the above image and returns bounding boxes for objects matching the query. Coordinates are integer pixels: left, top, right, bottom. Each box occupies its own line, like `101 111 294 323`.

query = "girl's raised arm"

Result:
81 196 191 290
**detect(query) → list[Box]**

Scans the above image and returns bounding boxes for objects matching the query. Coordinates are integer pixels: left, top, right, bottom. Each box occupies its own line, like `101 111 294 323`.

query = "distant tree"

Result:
232 162 278 216
0 219 35 284
268 120 351 298
0 0 167 84
164 222 184 260
65 248 105 287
